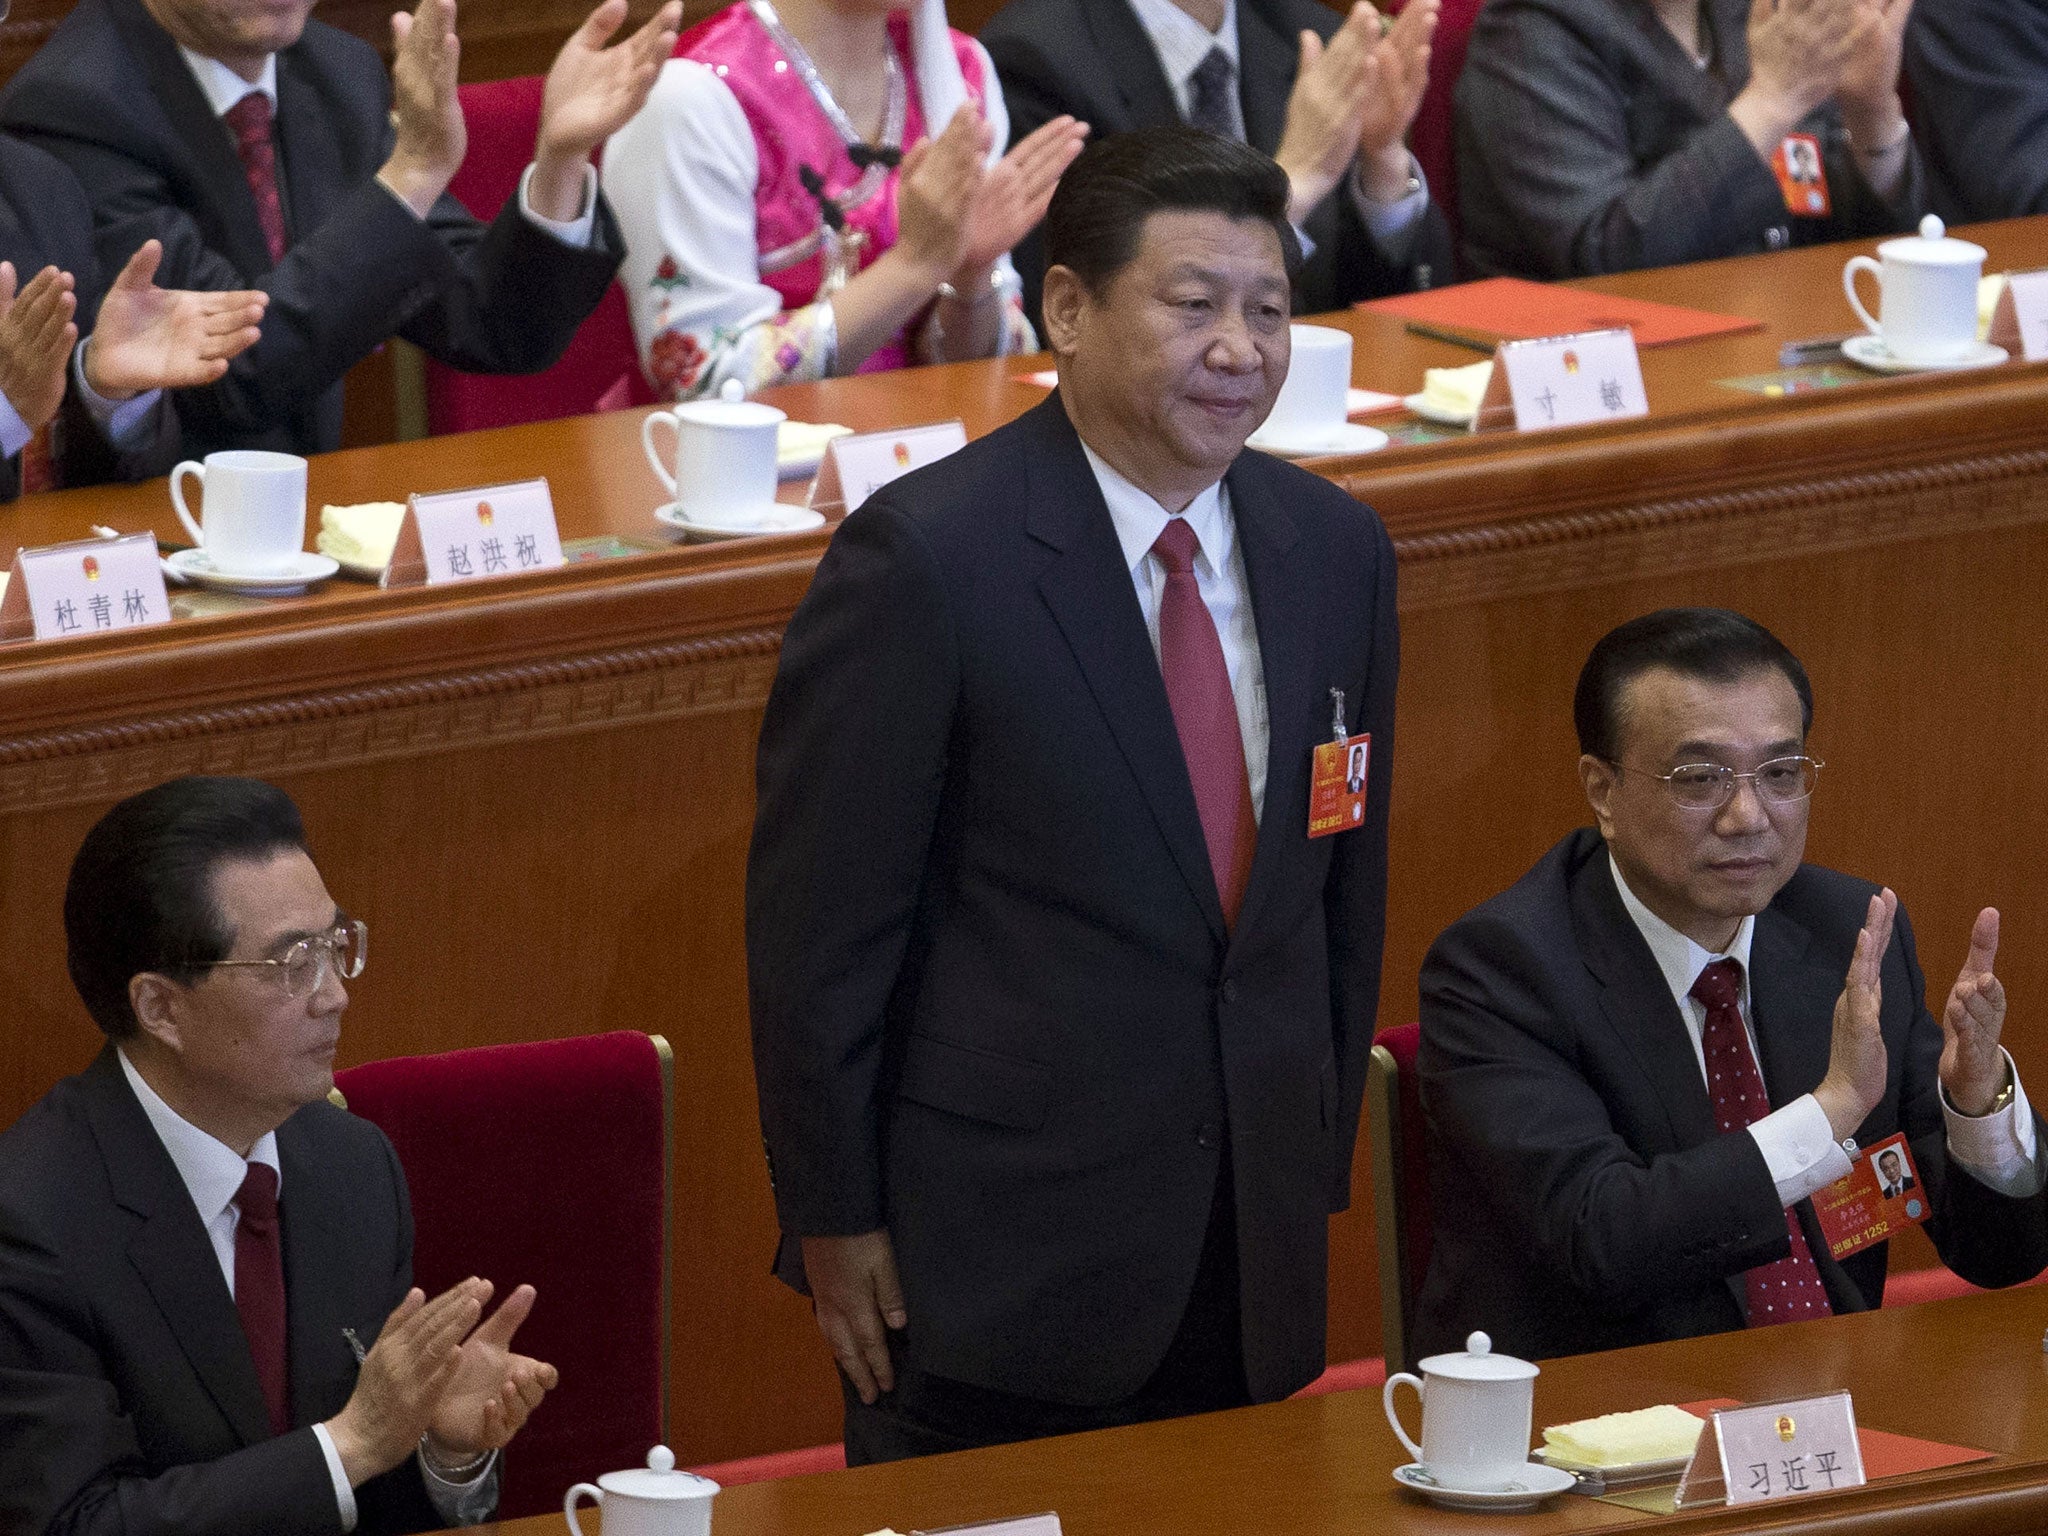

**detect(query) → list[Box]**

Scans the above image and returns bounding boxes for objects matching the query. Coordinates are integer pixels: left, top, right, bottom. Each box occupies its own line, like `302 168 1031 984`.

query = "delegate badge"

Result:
1308 688 1369 839
1772 133 1832 217
1812 1132 1927 1261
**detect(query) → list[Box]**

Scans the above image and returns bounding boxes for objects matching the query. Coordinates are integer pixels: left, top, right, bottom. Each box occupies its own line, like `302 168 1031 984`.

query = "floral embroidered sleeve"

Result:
603 59 840 400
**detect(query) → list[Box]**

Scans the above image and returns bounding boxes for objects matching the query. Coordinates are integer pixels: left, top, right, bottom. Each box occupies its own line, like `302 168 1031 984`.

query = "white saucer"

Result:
165 548 340 594
1841 334 2010 375
1245 420 1391 458
1392 1462 1578 1511
1403 392 1474 427
654 503 828 541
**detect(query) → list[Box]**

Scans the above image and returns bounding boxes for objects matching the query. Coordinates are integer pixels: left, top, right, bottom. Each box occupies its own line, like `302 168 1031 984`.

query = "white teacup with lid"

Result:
1842 214 1987 366
1382 1330 1539 1491
565 1446 719 1536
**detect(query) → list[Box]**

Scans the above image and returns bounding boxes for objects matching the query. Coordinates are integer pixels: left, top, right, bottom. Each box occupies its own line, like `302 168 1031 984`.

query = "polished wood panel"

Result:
1 220 2046 1461
476 1287 2048 1535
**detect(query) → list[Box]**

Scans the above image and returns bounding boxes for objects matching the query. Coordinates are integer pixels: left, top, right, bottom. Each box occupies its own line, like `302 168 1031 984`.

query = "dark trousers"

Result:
841 1164 1251 1464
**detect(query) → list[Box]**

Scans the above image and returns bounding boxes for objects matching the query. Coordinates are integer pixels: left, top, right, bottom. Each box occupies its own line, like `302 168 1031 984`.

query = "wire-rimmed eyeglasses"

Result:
1612 755 1823 811
203 918 368 997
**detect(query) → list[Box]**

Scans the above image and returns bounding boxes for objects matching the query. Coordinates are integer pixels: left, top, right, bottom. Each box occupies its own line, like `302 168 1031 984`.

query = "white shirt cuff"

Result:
1348 153 1430 260
311 1423 359 1533
1941 1049 2042 1197
0 390 30 461
518 162 599 249
1751 1093 1855 1207
419 1444 501 1526
71 341 162 446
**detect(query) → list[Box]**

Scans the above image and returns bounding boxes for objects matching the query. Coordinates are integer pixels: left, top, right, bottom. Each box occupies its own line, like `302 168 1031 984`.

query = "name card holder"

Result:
1674 1393 1865 1509
810 420 967 516
384 479 565 588
1988 269 2048 363
1470 328 1650 433
0 533 172 643
912 1515 1061 1536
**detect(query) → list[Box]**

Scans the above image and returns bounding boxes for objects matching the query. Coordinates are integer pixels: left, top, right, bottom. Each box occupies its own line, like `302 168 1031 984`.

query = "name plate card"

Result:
384 479 565 588
911 1516 1061 1536
0 533 171 643
1675 1393 1865 1508
810 420 967 515
1988 269 2048 363
1474 328 1649 433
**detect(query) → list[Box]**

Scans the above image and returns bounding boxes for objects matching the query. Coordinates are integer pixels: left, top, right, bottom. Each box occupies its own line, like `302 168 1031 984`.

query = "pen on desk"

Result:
1403 321 1498 356
1779 334 1856 366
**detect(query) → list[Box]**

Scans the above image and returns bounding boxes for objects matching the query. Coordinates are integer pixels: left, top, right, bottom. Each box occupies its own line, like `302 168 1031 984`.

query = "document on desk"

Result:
911 1516 1061 1536
1360 277 1762 349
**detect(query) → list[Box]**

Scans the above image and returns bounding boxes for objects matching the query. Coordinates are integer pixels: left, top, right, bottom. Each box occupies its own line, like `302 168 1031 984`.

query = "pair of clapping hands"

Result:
325 1276 559 1489
1273 0 1440 226
1732 0 1916 162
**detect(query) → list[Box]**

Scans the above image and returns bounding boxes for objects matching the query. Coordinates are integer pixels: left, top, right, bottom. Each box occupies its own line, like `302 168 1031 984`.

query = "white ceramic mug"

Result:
169 450 307 574
642 399 787 525
1382 1330 1538 1492
565 1447 719 1536
1259 323 1352 443
1842 214 1986 367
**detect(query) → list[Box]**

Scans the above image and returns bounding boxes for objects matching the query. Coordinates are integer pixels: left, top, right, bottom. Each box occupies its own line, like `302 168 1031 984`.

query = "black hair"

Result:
1574 609 1814 761
1041 124 1302 296
64 776 308 1038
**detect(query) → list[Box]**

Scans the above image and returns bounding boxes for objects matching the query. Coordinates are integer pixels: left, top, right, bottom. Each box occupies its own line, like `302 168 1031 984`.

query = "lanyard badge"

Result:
1308 687 1369 839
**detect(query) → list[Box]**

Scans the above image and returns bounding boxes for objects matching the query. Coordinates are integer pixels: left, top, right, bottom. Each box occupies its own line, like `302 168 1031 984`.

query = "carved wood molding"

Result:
1391 446 2048 612
0 627 785 814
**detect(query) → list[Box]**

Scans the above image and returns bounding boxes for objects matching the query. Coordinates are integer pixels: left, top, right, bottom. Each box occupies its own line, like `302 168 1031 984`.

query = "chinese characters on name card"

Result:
1493 328 1650 431
389 480 565 588
1676 1393 1866 1509
0 534 170 643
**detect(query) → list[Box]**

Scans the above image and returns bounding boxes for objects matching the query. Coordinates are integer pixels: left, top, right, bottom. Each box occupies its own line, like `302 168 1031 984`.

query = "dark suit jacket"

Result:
0 1048 441 1536
1906 0 2048 221
1454 0 1923 277
747 394 1398 1407
0 132 178 501
980 0 1454 323
0 0 622 460
1414 827 2048 1361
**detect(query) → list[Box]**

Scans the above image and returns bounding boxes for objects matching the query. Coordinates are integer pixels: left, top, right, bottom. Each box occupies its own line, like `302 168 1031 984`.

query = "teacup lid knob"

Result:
719 378 746 404
1466 1330 1492 1357
1919 214 1946 241
647 1445 676 1474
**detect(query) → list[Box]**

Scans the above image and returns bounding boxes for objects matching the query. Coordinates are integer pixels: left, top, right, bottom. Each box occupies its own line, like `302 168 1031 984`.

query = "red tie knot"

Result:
237 1161 279 1229
1690 956 1744 1013
224 91 273 151
1151 515 1200 575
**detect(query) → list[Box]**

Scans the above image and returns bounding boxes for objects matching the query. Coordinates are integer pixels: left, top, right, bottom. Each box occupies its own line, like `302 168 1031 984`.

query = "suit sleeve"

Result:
1322 511 1398 1211
745 499 962 1237
1905 0 2048 218
1420 913 1792 1310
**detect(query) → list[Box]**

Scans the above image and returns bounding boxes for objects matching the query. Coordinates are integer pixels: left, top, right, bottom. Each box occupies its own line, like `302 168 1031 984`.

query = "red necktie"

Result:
223 92 288 264
234 1162 291 1436
1690 958 1834 1326
19 421 56 494
1152 516 1256 926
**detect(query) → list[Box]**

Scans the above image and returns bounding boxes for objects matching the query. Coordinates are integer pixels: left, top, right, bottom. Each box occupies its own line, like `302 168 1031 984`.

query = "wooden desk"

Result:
482 1286 2048 1536
2 219 2047 1463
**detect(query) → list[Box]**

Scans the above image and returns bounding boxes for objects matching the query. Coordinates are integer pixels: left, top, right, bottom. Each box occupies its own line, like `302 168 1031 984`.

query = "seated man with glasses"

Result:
1412 607 2048 1361
0 775 556 1536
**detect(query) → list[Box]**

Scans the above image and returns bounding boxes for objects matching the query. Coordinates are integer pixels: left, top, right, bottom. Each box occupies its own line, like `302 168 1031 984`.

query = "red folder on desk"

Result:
1361 277 1763 348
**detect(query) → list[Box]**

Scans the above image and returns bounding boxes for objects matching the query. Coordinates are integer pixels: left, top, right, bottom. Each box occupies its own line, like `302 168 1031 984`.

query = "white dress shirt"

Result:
116 1049 498 1529
1609 856 2042 1210
178 48 598 247
1082 441 1268 822
1123 0 1429 257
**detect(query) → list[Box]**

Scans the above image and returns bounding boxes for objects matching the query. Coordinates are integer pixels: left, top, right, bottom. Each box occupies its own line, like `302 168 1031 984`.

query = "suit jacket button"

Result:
1220 979 1239 1005
1765 225 1789 250
1196 1123 1221 1149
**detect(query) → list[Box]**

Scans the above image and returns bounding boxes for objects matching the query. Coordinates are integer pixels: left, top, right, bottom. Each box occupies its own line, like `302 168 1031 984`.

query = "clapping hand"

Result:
1939 907 2009 1115
380 0 466 218
0 263 78 433
1814 888 1896 1140
82 241 267 401
1275 5 1380 224
1835 0 1915 148
423 1280 559 1457
1355 0 1437 202
953 113 1088 280
533 0 684 220
1734 0 1866 153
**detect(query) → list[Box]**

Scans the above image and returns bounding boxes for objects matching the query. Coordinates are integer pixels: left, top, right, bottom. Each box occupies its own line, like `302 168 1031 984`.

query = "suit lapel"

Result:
1094 1 1188 131
278 1113 359 1428
1234 4 1296 156
1749 905 1837 1109
274 46 346 252
80 1050 273 1447
1027 398 1228 943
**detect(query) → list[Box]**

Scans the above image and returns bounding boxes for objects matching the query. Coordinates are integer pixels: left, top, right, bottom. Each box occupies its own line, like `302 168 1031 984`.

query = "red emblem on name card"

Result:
82 556 100 581
477 501 495 527
1562 350 1581 375
893 442 911 467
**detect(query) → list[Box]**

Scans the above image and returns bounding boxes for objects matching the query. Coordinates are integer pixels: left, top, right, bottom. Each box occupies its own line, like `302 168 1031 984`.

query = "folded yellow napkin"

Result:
315 502 408 571
779 421 852 469
1421 359 1494 420
1543 1404 1705 1466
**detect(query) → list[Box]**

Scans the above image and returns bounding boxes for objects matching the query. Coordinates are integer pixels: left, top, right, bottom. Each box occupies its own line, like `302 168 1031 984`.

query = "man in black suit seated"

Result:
2 116 265 501
1906 0 2048 220
981 0 1453 323
0 776 558 1536
1415 609 2048 1360
0 0 679 460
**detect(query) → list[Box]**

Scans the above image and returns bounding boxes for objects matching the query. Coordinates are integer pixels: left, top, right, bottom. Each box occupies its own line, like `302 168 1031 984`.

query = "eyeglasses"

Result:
204 919 369 997
1614 755 1823 811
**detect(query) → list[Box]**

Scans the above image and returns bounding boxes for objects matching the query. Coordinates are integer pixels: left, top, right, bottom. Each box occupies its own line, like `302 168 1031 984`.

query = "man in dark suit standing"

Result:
1415 609 2048 1362
0 0 679 460
0 777 557 1536
1 123 265 501
1906 0 2048 220
981 0 1452 323
748 126 1398 1462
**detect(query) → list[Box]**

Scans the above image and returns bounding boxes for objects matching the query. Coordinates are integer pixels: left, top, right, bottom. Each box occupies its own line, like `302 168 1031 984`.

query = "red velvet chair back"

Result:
1366 1021 1432 1371
333 1032 671 1518
424 76 652 436
1392 0 1484 267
